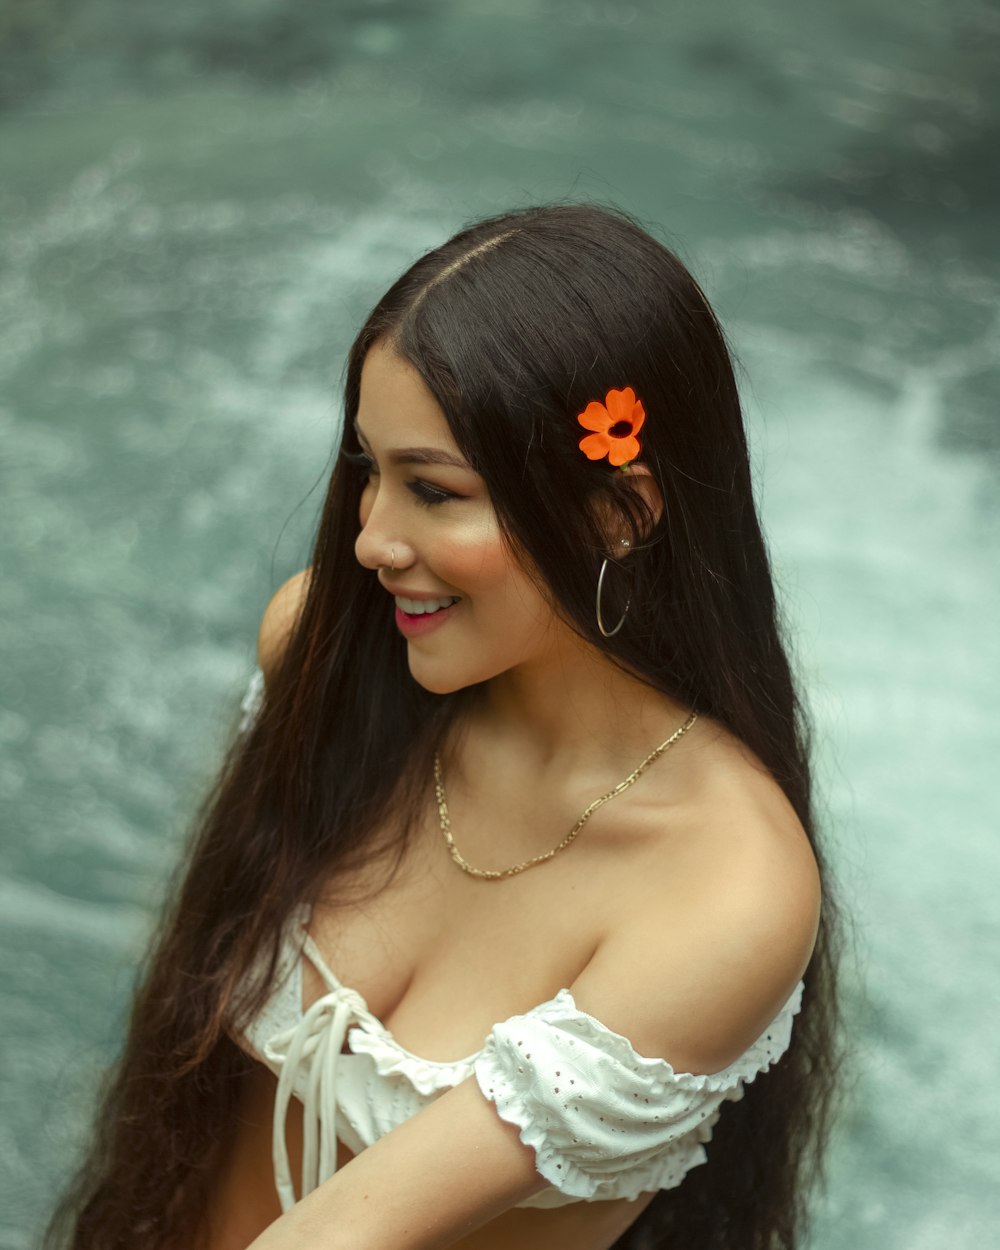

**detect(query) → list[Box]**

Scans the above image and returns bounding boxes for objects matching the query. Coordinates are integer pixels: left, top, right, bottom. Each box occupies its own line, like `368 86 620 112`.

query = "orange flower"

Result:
577 387 646 468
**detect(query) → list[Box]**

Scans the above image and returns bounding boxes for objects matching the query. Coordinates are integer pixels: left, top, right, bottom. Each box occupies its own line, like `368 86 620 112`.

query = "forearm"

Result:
246 1077 548 1250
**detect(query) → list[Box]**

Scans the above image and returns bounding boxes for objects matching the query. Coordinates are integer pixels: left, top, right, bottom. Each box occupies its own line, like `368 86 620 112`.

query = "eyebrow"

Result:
352 419 473 470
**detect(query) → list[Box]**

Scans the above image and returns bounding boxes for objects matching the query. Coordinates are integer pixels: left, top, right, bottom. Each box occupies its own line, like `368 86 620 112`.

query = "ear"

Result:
593 463 664 553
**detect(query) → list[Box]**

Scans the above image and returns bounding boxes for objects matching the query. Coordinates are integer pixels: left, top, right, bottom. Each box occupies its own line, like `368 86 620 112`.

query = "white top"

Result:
233 669 805 1211
234 905 804 1212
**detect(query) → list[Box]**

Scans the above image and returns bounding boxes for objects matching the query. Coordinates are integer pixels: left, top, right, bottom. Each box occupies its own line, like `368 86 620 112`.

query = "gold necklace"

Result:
433 711 698 880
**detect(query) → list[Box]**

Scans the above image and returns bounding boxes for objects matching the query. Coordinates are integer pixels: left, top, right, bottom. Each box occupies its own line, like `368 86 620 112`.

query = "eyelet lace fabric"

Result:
472 983 804 1203
233 668 806 1211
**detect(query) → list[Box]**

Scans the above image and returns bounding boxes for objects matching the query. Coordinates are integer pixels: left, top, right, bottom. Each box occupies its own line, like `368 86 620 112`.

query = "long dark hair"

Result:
47 203 847 1250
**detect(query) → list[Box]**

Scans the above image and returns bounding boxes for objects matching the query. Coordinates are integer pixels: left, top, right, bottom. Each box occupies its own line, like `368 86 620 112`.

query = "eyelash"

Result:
341 450 457 509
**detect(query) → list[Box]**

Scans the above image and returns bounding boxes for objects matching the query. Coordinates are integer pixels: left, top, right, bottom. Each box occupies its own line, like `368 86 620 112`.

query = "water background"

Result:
2 2 998 1246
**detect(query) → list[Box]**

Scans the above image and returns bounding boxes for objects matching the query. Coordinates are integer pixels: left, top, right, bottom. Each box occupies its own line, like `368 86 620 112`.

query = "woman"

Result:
49 203 845 1250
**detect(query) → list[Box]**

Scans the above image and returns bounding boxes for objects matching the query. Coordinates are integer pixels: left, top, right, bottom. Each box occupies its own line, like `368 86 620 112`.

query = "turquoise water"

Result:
2 2 998 1246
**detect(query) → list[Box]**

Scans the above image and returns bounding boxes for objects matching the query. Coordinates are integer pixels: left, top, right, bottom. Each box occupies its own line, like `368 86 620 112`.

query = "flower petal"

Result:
608 435 640 466
577 401 612 433
605 388 635 423
579 432 612 460
630 399 646 434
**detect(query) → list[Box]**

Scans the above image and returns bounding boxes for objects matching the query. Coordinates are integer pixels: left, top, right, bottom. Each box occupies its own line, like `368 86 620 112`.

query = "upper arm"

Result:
567 825 821 1075
257 568 312 686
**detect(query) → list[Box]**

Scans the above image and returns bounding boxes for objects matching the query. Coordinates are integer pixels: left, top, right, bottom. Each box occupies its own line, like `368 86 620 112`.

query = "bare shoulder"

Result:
257 567 312 684
570 718 821 1074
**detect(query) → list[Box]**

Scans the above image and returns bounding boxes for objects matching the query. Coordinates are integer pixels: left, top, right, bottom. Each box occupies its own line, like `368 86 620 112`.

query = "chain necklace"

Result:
433 711 698 880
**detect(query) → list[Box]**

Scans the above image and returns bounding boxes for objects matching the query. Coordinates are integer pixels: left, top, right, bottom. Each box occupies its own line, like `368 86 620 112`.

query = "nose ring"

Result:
391 547 396 572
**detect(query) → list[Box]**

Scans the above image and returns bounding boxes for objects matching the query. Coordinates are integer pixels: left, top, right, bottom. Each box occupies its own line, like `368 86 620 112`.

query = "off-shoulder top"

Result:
233 669 805 1213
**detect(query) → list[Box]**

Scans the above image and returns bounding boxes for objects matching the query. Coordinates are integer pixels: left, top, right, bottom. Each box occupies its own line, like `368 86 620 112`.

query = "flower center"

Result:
608 421 633 438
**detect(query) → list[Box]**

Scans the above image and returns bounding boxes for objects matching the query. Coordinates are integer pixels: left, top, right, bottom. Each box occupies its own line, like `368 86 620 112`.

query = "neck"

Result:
463 629 693 789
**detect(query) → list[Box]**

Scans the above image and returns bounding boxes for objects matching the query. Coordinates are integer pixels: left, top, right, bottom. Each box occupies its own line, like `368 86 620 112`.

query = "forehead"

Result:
356 344 456 447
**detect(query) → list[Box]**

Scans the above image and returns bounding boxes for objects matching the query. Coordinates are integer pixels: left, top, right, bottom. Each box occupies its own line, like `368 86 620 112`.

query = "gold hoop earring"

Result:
596 539 631 638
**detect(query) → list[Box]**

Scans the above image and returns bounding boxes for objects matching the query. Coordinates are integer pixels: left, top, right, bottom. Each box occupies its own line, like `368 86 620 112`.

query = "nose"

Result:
354 492 414 573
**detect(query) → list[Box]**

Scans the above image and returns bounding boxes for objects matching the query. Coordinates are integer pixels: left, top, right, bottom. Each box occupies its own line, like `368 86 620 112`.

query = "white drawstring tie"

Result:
266 985 372 1211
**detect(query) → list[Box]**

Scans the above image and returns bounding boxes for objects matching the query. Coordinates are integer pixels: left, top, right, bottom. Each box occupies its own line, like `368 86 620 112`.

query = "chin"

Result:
407 663 471 697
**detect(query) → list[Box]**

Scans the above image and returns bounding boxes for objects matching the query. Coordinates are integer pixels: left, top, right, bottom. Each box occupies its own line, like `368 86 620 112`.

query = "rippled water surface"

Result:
2 2 998 1246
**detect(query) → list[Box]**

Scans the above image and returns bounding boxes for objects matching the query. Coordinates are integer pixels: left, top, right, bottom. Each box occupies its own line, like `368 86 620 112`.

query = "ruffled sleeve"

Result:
473 983 803 1203
238 666 266 735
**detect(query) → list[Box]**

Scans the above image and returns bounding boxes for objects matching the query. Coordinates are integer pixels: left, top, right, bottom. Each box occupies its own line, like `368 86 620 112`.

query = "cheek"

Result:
437 513 509 590
451 540 550 630
455 543 510 592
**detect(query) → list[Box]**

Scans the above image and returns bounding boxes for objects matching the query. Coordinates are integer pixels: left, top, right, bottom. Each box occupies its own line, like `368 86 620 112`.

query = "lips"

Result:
381 579 459 599
394 598 461 637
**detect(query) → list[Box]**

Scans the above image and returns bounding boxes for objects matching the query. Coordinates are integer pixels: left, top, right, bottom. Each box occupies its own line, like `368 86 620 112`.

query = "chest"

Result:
302 786 666 1062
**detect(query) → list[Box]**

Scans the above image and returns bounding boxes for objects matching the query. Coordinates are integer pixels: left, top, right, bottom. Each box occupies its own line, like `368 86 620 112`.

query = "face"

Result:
352 342 568 694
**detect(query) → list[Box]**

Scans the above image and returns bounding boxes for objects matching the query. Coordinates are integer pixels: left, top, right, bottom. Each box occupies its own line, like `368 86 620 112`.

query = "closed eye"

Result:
408 481 456 507
341 449 460 508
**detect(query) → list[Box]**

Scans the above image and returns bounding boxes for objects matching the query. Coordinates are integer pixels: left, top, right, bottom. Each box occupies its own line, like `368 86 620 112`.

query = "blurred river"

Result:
1 2 998 1247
